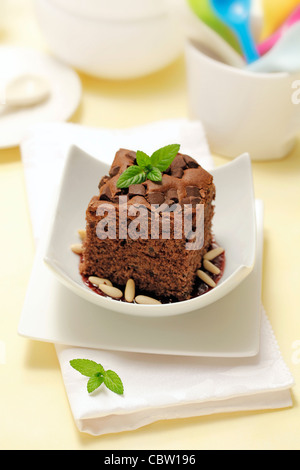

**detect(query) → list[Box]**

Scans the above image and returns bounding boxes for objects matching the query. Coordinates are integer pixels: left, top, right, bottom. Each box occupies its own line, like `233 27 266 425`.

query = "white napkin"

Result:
55 310 293 436
20 119 294 436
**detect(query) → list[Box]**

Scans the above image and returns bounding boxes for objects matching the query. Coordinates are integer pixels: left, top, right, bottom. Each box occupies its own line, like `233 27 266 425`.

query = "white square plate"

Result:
18 197 263 358
42 145 257 317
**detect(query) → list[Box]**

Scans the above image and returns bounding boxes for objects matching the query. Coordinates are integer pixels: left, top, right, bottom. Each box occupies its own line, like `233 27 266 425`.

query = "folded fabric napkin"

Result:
20 119 294 436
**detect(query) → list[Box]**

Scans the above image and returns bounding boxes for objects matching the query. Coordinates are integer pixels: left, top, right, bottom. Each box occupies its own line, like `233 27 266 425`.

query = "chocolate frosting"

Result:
98 149 215 207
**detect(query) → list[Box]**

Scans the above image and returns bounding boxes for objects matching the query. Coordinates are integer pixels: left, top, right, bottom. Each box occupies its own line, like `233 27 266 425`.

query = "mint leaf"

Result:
136 150 151 169
70 359 105 377
115 144 180 188
116 165 146 188
87 375 104 393
70 359 124 396
146 167 162 182
103 370 124 395
150 144 180 172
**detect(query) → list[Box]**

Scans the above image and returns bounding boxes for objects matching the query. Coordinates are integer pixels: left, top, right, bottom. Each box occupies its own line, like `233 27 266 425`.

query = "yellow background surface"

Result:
0 1 300 450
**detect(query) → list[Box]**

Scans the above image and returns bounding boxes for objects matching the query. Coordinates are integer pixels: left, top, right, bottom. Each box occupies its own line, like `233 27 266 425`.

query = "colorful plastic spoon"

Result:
210 0 259 63
183 3 245 67
260 0 300 40
248 21 300 73
187 0 241 53
257 5 300 56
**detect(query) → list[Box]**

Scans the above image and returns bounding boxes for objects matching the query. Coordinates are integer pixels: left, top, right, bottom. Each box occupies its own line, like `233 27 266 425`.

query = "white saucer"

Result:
0 46 81 148
18 200 263 358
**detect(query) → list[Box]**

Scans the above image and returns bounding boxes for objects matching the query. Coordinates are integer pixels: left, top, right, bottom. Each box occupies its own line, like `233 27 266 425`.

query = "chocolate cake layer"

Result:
79 149 215 301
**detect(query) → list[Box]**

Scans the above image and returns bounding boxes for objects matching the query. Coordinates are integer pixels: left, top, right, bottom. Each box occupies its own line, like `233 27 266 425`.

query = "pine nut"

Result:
203 246 224 261
125 279 135 303
197 270 216 288
203 259 221 275
98 284 123 299
88 276 112 287
78 229 86 240
71 244 83 255
135 295 161 305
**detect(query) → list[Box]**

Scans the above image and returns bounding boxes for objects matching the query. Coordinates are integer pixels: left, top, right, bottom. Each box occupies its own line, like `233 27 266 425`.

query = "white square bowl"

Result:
44 145 256 317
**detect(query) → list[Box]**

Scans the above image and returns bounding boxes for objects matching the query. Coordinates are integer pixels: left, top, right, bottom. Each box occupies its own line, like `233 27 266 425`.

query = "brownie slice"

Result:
79 149 215 301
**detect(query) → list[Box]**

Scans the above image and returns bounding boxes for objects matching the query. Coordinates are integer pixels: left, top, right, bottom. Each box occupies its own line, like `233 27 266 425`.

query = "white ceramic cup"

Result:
185 40 300 161
50 0 166 20
34 0 183 80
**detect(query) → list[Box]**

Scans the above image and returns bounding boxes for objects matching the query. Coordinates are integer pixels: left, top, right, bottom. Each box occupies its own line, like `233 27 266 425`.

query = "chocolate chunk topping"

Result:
129 195 149 208
183 155 199 168
170 155 186 170
128 184 146 197
167 188 179 203
109 165 120 177
147 192 165 205
190 196 202 205
171 168 184 179
186 186 200 197
182 196 202 206
181 197 191 205
98 175 109 189
96 148 214 210
99 185 112 201
126 151 136 162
